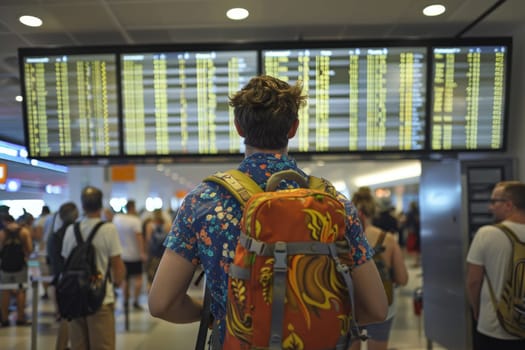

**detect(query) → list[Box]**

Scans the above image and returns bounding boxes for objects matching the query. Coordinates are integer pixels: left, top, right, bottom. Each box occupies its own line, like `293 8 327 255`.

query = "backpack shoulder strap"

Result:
72 221 106 245
374 231 387 250
484 223 521 309
85 221 110 278
308 175 338 196
73 222 83 245
86 221 106 244
205 170 334 203
51 212 58 233
494 223 523 244
204 170 262 206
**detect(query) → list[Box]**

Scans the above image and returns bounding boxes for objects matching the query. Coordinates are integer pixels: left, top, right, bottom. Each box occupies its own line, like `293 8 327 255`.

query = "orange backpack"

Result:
205 169 361 350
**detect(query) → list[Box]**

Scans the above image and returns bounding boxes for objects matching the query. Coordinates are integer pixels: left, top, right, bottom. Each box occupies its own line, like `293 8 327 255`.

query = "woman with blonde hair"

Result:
350 187 409 350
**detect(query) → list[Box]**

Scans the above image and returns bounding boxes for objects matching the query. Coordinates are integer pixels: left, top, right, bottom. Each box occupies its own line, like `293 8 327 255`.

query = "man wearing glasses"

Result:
466 181 525 350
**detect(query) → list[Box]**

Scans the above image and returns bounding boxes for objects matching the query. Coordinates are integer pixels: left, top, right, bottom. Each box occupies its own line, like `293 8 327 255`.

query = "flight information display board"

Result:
121 50 257 155
22 53 119 157
18 39 511 162
263 46 427 152
430 45 508 150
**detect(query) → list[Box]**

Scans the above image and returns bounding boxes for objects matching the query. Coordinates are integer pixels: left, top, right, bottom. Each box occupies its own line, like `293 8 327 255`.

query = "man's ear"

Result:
234 119 245 137
287 118 300 139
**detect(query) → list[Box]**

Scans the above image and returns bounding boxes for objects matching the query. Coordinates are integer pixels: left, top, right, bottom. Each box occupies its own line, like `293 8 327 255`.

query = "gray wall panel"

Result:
420 159 469 350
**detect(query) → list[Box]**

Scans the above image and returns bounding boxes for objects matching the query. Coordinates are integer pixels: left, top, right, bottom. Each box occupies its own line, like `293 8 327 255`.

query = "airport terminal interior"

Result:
2 1 525 350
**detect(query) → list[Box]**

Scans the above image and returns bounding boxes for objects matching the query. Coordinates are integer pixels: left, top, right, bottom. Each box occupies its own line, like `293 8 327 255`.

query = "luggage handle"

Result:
266 170 308 191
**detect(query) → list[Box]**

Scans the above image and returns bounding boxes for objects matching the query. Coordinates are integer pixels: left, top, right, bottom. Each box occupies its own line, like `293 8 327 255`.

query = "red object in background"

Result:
406 231 418 253
413 287 423 316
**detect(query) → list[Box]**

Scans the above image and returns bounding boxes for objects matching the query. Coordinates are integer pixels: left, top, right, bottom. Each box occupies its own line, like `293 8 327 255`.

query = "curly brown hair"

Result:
229 75 307 150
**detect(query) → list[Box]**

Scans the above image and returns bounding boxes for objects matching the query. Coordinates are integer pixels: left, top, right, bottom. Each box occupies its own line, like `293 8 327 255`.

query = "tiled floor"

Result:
0 254 445 350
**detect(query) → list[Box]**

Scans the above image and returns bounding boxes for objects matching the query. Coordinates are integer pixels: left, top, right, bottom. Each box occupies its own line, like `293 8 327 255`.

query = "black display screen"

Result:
18 39 511 162
21 53 119 157
430 45 508 151
263 46 427 152
120 50 257 155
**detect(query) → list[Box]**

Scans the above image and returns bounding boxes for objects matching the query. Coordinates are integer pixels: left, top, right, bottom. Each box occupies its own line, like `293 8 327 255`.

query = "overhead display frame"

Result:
18 38 512 163
120 49 258 156
429 38 512 152
262 43 428 153
20 48 120 158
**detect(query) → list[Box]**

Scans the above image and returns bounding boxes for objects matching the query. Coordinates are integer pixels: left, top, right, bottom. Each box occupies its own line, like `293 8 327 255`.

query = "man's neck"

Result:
85 211 101 219
504 211 525 224
244 145 287 157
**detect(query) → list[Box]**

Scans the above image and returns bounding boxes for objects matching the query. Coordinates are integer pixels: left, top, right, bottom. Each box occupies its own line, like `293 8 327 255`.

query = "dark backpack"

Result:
0 227 26 272
56 221 109 320
149 224 167 258
46 217 71 283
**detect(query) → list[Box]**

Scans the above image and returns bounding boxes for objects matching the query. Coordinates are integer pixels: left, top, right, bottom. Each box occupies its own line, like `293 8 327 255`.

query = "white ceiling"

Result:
0 0 524 195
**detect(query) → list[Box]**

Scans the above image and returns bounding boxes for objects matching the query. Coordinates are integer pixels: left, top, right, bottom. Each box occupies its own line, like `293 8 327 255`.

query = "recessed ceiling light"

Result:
423 4 446 17
226 8 249 21
19 15 43 27
15 96 23 102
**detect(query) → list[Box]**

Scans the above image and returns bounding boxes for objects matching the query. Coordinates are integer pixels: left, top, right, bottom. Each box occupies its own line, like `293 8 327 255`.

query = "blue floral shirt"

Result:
164 153 373 343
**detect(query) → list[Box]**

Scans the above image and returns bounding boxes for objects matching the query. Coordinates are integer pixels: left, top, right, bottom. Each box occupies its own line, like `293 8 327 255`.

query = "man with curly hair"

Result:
149 75 387 348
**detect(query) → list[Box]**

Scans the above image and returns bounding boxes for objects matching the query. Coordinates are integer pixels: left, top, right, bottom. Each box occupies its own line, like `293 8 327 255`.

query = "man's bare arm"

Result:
466 262 484 321
110 255 126 287
351 259 388 325
148 249 201 323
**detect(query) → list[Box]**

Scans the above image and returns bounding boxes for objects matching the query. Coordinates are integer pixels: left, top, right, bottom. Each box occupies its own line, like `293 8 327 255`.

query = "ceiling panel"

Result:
166 26 306 43
48 4 122 32
71 31 129 45
110 3 221 28
128 29 173 44
20 32 78 46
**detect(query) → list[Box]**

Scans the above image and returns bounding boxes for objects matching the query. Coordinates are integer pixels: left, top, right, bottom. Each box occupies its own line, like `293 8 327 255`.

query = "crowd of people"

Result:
0 196 174 349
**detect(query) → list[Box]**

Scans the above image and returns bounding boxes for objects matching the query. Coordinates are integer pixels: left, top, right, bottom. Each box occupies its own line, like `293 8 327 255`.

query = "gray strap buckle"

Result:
273 241 287 272
241 234 266 255
328 243 349 274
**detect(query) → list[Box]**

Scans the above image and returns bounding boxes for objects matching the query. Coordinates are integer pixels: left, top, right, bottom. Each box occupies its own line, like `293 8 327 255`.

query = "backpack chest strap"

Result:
239 232 350 256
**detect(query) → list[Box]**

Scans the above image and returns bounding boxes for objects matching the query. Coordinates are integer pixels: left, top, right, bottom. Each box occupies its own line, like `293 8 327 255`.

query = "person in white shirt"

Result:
113 200 146 310
466 181 525 350
61 186 125 350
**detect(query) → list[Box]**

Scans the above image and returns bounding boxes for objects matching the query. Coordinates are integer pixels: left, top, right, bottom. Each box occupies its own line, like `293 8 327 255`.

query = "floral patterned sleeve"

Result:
337 193 374 267
163 188 201 266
